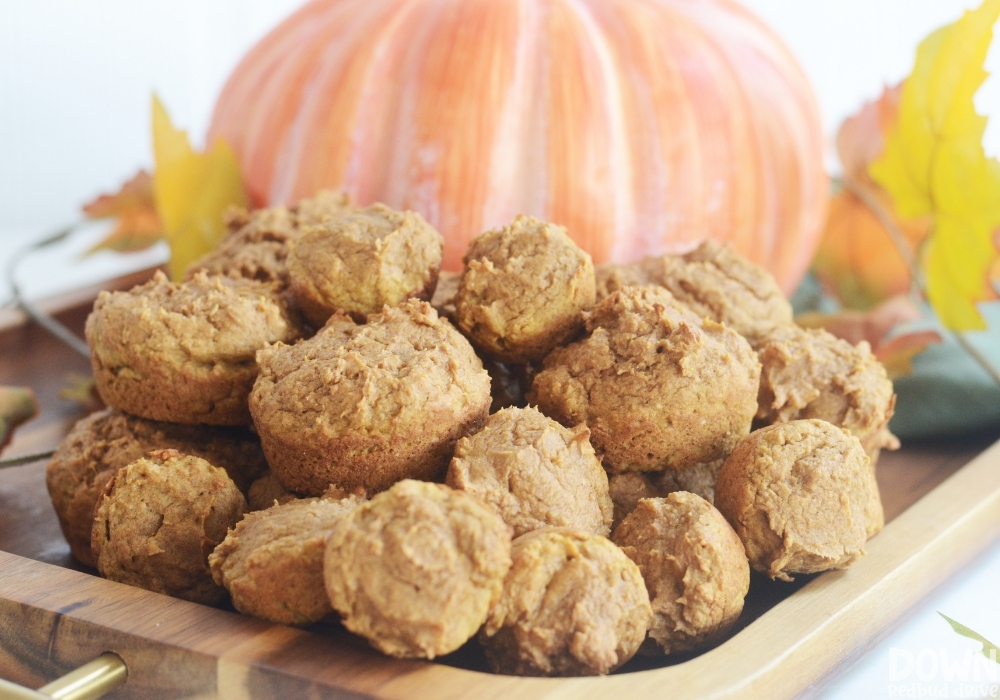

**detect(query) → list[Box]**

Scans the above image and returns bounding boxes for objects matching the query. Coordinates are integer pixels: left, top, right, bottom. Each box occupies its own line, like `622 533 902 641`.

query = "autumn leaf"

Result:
813 86 933 310
82 170 164 254
151 95 247 280
796 296 943 379
0 386 38 452
870 0 1000 331
940 613 1000 665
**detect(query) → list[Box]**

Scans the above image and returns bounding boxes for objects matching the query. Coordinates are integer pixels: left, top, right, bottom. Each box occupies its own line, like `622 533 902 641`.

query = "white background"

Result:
1 2 999 697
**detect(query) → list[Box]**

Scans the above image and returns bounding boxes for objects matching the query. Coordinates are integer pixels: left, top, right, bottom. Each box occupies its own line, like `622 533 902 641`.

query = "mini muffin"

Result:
250 300 491 496
323 480 512 658
287 203 443 326
755 325 898 460
86 271 301 425
46 408 267 568
480 528 651 676
446 406 613 538
91 449 246 604
595 241 793 348
187 190 354 288
528 286 760 473
612 493 749 655
454 215 595 364
246 470 302 511
714 419 872 581
210 493 364 625
608 459 723 530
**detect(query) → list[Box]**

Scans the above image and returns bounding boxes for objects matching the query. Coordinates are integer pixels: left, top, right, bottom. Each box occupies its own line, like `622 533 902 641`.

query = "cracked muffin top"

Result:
187 190 354 287
454 215 595 364
596 241 792 348
86 270 301 425
287 202 443 326
528 285 760 473
92 449 246 605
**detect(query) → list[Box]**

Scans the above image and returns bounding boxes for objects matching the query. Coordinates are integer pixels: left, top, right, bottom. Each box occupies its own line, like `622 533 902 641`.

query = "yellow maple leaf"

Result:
869 0 1000 331
151 95 247 280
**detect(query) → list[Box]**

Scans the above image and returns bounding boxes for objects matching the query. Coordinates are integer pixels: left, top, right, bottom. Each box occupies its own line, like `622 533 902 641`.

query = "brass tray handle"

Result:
0 653 127 700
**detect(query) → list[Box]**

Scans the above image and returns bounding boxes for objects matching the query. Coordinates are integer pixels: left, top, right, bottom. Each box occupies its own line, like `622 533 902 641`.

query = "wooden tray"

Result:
2 271 999 699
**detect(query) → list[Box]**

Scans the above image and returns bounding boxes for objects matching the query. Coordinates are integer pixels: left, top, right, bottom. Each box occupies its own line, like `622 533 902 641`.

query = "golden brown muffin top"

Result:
480 527 651 676
45 408 266 568
756 324 897 453
252 299 489 438
714 419 871 580
528 286 760 472
323 480 512 659
209 493 364 626
91 449 246 605
596 241 792 347
447 406 613 538
455 215 595 363
188 190 354 286
287 203 442 325
86 270 300 369
613 492 749 655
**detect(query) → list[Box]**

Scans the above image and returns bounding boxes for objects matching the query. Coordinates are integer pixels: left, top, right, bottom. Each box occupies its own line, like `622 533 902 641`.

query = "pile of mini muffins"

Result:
45 190 897 677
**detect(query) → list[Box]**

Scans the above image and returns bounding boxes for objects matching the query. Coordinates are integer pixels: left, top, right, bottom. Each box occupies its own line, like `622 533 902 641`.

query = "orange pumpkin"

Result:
208 0 828 293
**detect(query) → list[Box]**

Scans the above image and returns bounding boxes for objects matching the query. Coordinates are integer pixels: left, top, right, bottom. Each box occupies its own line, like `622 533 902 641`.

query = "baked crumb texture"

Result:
287 202 443 326
46 408 266 567
595 240 793 349
324 480 512 658
480 527 651 676
528 285 760 473
447 406 613 538
86 270 301 425
613 492 749 655
210 493 364 625
187 190 354 287
91 449 246 604
714 419 873 581
250 300 491 496
455 215 595 364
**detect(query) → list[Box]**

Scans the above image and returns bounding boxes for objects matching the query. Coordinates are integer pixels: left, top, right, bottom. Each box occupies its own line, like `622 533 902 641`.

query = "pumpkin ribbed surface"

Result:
209 0 827 292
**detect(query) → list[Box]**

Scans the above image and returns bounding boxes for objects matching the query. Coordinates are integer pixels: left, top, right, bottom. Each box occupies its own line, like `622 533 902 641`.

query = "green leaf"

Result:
939 613 1000 664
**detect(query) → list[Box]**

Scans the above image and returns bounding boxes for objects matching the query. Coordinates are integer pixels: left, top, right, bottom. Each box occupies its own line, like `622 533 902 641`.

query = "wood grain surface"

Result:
2 276 999 699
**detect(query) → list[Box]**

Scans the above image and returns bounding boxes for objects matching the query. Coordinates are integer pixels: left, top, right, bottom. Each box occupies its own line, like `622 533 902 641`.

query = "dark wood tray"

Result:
2 272 999 699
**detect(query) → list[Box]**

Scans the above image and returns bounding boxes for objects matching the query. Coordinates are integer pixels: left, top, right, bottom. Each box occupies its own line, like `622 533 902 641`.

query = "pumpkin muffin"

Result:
210 491 364 626
454 215 595 364
612 493 749 655
250 300 491 496
479 528 651 676
608 459 723 530
46 408 267 568
187 190 353 287
714 419 872 581
595 241 792 348
246 470 302 511
528 286 760 473
446 406 613 538
755 324 898 459
287 203 443 326
86 271 301 425
323 480 512 658
91 449 246 604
